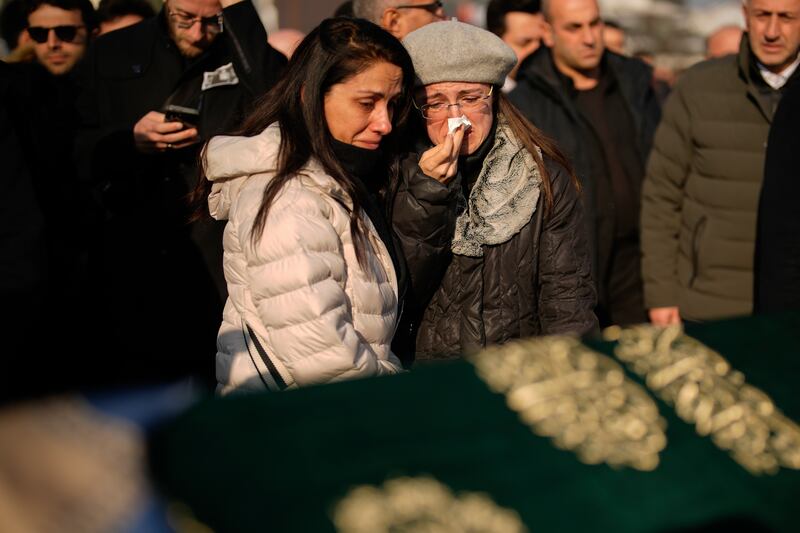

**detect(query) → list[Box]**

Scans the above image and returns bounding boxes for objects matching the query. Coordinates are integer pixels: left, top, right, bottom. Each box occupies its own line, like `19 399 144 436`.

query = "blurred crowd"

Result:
1 0 798 399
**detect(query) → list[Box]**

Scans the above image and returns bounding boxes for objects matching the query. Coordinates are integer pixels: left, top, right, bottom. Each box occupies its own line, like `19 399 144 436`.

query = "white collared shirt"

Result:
758 54 800 90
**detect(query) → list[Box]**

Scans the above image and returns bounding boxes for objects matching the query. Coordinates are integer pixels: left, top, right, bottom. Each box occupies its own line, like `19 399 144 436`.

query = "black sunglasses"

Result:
27 25 84 44
395 1 444 14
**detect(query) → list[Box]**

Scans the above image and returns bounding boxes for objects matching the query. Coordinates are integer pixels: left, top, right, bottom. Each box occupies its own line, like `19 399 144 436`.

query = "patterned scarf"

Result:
451 116 542 257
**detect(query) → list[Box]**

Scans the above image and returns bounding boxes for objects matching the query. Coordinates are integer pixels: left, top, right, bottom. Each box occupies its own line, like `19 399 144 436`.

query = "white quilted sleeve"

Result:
237 183 402 386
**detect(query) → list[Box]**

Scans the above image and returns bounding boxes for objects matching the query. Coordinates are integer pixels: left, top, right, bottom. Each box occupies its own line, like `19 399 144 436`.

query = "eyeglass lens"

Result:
396 1 443 14
421 91 492 119
170 11 222 31
27 25 80 43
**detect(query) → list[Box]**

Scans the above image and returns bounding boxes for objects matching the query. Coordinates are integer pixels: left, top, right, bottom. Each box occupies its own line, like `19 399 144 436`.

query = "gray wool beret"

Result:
402 20 517 87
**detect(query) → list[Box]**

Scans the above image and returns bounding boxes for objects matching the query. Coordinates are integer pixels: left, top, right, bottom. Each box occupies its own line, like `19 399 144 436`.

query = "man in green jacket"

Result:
641 0 800 324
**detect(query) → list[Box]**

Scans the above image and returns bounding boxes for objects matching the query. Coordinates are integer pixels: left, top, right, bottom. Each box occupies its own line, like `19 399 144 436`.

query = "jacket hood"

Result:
205 123 283 182
204 124 280 220
204 123 335 220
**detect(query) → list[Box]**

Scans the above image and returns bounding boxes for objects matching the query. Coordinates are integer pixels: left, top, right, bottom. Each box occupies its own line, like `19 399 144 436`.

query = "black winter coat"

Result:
73 3 286 385
509 48 660 323
756 78 800 313
0 63 97 399
393 130 598 361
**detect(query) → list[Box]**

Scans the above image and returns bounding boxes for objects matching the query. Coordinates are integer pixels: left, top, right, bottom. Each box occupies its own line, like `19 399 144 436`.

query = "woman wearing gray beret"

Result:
393 20 598 362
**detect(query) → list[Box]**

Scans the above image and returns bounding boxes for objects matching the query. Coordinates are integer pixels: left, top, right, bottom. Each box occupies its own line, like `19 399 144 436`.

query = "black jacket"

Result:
2 63 91 305
73 2 286 386
393 129 598 361
509 48 660 325
0 63 47 326
0 62 100 400
756 78 800 313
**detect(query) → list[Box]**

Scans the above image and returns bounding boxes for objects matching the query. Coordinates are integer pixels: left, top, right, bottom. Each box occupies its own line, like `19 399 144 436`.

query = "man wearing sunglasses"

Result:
24 0 96 76
352 0 445 39
73 0 286 386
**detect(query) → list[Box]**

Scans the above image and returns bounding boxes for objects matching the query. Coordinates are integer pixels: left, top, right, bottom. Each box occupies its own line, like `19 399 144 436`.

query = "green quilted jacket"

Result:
641 37 792 321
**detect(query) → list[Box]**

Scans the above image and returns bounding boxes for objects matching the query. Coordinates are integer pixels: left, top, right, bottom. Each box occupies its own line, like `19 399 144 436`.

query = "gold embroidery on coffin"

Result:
606 324 800 475
471 337 667 471
332 476 527 533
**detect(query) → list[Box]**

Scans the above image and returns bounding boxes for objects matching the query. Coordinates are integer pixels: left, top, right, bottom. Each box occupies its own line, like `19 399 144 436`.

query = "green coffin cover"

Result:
149 313 800 532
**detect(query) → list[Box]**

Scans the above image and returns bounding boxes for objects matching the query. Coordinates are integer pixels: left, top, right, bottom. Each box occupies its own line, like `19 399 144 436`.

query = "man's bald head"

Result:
352 0 393 23
541 0 604 80
706 25 743 58
352 0 444 39
268 28 305 59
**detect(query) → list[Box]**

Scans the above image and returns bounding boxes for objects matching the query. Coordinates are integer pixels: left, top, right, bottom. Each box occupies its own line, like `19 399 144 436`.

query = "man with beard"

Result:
75 0 286 387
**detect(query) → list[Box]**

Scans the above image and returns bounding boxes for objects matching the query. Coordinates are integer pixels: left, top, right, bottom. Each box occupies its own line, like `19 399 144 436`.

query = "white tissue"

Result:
447 115 472 134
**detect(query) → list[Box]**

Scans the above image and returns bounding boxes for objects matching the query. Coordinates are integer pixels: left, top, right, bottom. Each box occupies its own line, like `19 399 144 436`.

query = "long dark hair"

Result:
495 91 580 213
193 17 414 266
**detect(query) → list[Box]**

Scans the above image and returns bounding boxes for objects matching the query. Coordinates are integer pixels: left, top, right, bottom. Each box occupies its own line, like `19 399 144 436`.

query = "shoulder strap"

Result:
242 321 288 391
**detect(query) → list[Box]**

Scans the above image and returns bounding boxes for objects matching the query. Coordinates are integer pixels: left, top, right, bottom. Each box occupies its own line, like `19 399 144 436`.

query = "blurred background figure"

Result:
705 23 743 58
510 0 660 328
96 0 155 36
352 0 445 39
756 78 800 314
633 49 674 102
454 0 481 23
1 0 34 61
603 18 625 54
334 0 353 16
267 26 304 58
485 0 545 92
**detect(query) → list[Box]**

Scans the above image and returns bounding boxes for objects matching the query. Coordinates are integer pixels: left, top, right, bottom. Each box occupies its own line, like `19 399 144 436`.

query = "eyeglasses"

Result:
414 86 494 120
395 1 444 15
167 8 223 34
27 25 84 44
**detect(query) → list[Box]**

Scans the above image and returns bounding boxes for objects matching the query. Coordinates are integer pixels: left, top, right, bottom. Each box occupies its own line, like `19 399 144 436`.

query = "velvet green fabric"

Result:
149 313 800 532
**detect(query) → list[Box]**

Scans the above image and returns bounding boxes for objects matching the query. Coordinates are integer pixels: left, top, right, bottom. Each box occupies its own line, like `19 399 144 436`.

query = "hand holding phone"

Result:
163 104 200 130
133 110 200 153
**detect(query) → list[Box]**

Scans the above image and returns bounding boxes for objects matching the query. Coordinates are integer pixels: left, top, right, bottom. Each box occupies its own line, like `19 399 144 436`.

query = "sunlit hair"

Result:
192 17 414 268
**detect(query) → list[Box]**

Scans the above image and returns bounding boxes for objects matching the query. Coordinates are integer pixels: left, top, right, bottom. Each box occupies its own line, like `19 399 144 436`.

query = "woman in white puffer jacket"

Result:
195 18 415 393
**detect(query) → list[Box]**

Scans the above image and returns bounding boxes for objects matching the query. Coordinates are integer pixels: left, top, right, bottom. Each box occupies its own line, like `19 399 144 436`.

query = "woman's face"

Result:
323 61 404 150
418 81 495 155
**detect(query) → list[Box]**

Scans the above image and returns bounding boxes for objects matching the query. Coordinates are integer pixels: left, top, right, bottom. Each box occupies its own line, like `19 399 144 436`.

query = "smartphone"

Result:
163 104 200 129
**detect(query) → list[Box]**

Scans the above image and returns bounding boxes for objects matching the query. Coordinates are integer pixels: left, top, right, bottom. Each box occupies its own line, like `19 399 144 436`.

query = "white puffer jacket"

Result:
205 124 404 394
